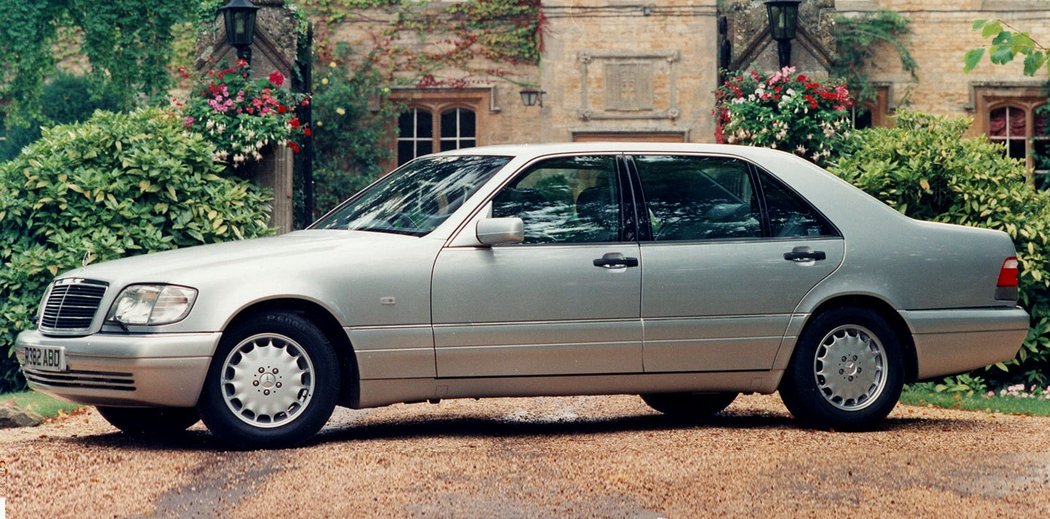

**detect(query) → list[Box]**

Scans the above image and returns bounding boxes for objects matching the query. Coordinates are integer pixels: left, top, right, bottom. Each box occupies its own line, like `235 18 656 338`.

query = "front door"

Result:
431 155 643 377
631 154 844 373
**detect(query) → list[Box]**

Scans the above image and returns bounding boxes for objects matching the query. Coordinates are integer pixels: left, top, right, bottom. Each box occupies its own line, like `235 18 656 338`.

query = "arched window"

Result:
396 107 478 166
988 103 1049 185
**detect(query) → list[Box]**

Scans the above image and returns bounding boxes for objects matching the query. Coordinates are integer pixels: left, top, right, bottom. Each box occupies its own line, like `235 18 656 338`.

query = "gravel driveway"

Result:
2 394 1049 517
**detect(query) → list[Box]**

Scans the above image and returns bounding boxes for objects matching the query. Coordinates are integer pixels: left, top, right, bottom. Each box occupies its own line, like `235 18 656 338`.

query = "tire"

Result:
779 307 904 431
198 311 340 449
640 392 738 420
96 406 200 435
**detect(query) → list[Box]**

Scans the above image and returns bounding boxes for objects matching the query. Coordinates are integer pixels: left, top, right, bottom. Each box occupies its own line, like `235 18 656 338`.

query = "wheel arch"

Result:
221 298 360 407
783 295 918 384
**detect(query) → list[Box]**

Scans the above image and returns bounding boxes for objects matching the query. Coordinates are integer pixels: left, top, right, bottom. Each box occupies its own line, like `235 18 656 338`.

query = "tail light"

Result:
996 256 1019 300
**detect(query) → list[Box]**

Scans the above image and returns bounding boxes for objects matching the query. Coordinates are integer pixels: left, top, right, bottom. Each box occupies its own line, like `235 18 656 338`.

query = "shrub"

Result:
0 108 273 392
310 52 401 216
0 72 122 161
715 66 853 166
831 111 1050 387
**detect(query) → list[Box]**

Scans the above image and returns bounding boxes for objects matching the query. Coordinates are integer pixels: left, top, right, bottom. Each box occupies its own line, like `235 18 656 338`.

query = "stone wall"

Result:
837 0 1050 129
327 0 719 144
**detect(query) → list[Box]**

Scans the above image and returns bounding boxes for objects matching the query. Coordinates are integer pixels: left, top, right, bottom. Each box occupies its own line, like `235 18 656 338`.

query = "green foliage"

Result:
0 108 273 392
831 111 1050 385
182 62 310 167
1 72 121 161
1 390 82 418
901 384 1050 417
310 46 402 216
966 19 1048 75
0 0 197 124
715 67 853 166
831 10 918 104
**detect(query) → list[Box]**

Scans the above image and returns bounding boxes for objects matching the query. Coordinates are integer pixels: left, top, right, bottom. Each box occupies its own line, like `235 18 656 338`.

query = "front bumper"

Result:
15 329 221 408
902 307 1030 380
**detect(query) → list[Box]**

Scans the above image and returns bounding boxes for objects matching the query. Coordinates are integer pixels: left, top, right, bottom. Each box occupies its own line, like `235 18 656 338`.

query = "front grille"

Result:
24 368 135 392
39 279 108 334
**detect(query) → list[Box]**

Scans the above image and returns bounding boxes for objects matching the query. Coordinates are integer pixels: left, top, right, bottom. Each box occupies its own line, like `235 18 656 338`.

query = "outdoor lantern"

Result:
519 89 545 108
220 0 260 64
765 0 802 68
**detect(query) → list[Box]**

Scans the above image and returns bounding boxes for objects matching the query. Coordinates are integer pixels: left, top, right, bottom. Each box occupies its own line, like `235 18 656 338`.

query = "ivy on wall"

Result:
303 0 542 88
0 0 194 115
831 10 918 105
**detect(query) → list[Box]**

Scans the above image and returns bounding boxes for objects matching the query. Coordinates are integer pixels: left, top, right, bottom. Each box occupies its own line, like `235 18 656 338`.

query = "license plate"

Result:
23 345 66 372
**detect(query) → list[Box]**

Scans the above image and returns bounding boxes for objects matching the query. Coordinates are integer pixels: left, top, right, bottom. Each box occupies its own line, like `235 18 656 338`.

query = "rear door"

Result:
631 154 844 373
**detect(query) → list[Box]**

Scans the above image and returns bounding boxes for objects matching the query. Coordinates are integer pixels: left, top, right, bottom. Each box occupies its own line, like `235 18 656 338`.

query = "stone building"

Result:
322 0 1050 170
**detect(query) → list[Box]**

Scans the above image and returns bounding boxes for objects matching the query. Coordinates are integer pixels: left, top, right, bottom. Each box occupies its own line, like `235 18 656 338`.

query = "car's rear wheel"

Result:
640 392 737 420
779 307 904 430
198 311 339 449
96 406 200 435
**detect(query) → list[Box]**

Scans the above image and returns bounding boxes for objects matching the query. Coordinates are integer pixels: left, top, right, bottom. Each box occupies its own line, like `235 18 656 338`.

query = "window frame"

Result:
479 153 636 246
972 85 1048 180
623 154 841 243
388 88 493 169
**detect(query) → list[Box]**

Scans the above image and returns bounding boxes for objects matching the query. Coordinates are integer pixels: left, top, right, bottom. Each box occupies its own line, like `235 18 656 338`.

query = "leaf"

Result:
964 48 986 72
990 45 1016 65
972 19 988 31
981 20 1003 39
1023 50 1045 76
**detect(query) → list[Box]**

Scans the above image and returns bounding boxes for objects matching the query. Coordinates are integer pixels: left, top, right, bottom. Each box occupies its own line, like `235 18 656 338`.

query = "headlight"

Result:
106 284 198 326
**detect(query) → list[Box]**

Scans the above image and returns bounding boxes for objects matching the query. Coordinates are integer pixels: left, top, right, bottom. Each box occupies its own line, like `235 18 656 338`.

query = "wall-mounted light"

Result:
520 89 545 108
220 0 260 65
765 0 802 69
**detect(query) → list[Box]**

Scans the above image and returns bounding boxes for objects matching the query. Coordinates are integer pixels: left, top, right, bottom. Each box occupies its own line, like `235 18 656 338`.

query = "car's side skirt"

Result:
354 370 783 409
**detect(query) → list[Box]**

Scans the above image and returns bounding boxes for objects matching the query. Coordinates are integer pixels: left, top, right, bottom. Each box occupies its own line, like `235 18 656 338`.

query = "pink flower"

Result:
269 71 285 87
183 116 194 127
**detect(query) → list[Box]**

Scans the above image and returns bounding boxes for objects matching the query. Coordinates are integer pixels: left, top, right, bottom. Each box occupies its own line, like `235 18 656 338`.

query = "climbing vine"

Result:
0 0 196 123
302 0 542 88
831 10 918 104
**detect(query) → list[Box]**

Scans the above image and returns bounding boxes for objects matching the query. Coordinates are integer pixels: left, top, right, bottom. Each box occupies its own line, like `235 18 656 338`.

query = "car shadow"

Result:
61 408 981 452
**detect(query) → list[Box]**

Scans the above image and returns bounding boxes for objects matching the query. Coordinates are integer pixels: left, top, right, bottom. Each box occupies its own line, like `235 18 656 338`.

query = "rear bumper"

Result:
901 307 1029 380
15 329 220 407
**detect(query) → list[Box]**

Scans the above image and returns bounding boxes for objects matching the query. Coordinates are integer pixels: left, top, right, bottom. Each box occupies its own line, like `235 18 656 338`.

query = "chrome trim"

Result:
39 278 108 336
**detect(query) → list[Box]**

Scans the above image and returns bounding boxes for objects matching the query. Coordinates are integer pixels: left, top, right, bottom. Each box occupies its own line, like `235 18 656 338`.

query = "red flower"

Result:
269 71 285 87
287 141 301 153
237 58 248 69
289 117 301 129
277 104 288 114
177 66 189 79
301 98 310 107
303 128 312 137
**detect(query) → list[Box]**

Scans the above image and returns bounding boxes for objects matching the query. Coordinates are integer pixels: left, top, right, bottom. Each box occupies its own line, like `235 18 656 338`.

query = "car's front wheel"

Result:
96 406 200 435
198 311 340 449
779 307 904 430
640 392 737 420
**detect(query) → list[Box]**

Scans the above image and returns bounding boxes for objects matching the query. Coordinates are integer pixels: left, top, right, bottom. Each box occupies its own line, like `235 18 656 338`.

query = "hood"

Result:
58 230 424 288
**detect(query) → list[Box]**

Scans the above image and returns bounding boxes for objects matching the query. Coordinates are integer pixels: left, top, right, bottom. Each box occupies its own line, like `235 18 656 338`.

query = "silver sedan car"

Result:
15 143 1028 448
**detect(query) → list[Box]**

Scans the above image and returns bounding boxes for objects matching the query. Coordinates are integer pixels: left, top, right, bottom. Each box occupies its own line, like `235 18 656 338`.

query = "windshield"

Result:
311 155 511 236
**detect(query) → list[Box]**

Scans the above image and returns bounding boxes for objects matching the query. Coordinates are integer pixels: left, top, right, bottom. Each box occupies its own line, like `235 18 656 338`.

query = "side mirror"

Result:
476 217 524 246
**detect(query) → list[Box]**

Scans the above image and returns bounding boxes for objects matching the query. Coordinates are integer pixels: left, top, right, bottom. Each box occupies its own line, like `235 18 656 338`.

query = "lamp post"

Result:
220 0 260 66
765 0 802 69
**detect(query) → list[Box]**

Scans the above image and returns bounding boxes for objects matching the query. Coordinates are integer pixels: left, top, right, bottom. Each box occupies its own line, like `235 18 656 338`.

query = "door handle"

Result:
593 252 639 268
784 247 827 262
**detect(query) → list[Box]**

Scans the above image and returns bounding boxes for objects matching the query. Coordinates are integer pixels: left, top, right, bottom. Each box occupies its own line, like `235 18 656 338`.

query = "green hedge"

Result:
831 111 1050 386
0 108 273 392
